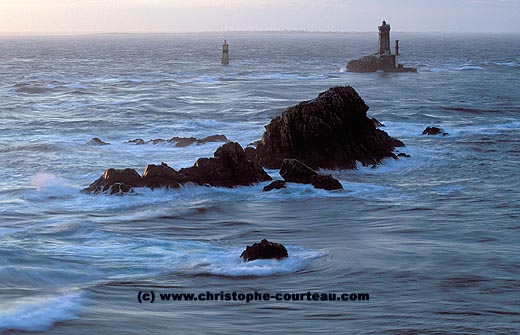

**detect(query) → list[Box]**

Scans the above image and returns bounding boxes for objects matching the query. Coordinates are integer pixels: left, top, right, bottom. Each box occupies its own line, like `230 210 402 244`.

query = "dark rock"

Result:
128 138 145 145
310 174 343 190
244 147 256 162
279 159 342 190
87 137 110 146
347 55 382 73
108 183 133 195
142 163 180 189
371 117 385 128
81 168 144 194
254 86 404 170
248 140 262 147
240 239 288 262
347 55 417 73
149 139 166 145
197 134 229 144
280 159 317 184
263 180 286 192
168 136 197 147
178 142 272 188
397 153 411 158
422 127 449 136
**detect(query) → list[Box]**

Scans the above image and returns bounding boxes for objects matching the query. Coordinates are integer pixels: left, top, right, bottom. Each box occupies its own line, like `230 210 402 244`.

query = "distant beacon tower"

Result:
221 40 229 65
378 20 391 55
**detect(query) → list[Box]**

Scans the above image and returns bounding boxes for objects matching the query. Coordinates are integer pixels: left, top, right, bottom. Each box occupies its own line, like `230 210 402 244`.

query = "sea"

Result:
0 32 519 334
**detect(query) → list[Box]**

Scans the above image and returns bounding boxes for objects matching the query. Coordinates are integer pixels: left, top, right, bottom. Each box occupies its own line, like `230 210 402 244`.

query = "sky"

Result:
0 0 519 34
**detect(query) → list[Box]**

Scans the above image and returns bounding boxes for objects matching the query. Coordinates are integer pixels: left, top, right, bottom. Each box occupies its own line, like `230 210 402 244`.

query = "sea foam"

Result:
0 291 85 332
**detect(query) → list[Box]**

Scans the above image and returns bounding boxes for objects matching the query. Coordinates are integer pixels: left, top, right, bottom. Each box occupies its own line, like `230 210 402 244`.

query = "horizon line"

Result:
1 29 518 37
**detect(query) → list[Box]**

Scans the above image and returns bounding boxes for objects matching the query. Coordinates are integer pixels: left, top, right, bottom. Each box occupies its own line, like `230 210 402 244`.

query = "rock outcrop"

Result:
280 159 342 191
347 55 382 73
262 180 286 192
81 168 144 195
254 86 404 170
83 142 271 194
87 137 110 146
142 163 180 189
125 135 229 147
240 239 289 262
178 142 271 188
198 134 229 144
347 55 417 73
168 136 197 147
422 127 449 136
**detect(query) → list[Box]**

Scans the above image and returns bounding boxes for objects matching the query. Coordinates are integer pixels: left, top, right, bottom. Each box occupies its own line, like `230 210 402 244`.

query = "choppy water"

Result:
1 33 519 334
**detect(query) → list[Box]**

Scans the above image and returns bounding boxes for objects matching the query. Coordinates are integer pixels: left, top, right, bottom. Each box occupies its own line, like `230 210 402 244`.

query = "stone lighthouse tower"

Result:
378 20 391 55
221 40 229 65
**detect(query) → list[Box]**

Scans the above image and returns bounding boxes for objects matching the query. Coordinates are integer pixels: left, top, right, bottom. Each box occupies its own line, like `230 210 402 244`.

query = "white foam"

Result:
65 83 86 90
187 246 328 277
0 291 84 332
26 172 77 201
455 65 485 71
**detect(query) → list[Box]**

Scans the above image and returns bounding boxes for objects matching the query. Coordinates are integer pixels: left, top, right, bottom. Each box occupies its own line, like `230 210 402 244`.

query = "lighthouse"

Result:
378 20 391 55
221 40 229 65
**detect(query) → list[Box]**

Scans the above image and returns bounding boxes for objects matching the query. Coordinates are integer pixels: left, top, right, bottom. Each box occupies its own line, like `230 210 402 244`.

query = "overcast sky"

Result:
1 0 519 34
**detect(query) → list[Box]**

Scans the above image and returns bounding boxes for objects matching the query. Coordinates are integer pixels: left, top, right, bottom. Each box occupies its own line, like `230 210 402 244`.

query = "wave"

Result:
0 290 85 333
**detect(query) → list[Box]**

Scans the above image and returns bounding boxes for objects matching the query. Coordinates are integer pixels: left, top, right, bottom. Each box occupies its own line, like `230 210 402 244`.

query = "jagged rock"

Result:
263 180 286 192
347 55 382 73
178 142 272 188
248 140 262 147
244 147 256 162
168 136 197 147
422 127 449 136
142 163 180 189
149 139 166 145
371 117 385 128
279 159 342 191
81 168 144 194
240 239 288 262
310 174 343 191
347 55 417 73
128 138 145 145
254 86 404 170
280 159 317 184
197 134 229 144
397 153 411 158
87 137 110 146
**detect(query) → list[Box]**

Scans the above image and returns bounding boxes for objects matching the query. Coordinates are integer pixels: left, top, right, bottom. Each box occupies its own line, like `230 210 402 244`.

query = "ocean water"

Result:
0 33 519 334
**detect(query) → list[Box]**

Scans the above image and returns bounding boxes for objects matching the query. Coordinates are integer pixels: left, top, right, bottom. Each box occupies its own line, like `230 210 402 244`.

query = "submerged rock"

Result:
149 138 167 145
280 159 342 191
310 174 343 191
142 163 180 189
240 239 289 262
197 134 229 144
422 127 449 136
168 136 197 147
82 168 144 194
178 142 272 188
128 138 145 145
262 180 286 192
87 137 110 146
254 86 404 170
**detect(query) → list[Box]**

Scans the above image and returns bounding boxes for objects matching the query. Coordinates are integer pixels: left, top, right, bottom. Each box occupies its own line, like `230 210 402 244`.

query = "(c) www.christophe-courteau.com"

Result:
137 291 370 303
